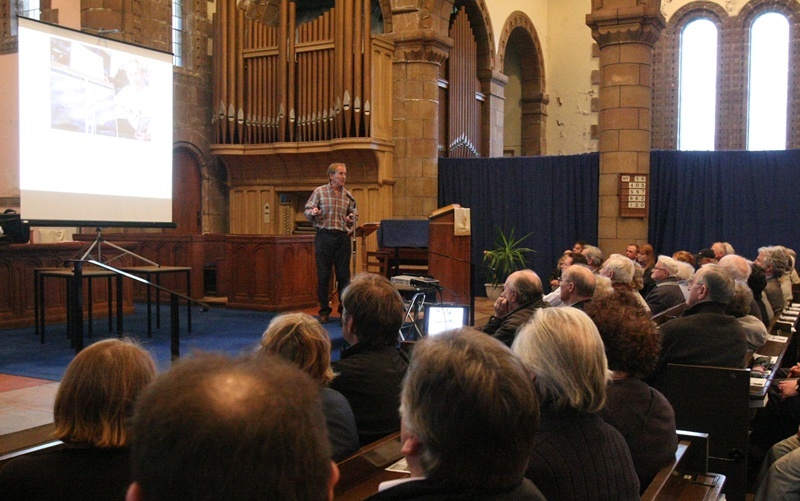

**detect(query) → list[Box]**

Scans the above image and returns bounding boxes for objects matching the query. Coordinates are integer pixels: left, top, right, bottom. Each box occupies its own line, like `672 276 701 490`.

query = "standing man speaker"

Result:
304 162 357 324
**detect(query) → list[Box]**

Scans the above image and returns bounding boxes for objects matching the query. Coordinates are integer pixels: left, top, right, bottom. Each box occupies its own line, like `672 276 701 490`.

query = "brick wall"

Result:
652 0 800 150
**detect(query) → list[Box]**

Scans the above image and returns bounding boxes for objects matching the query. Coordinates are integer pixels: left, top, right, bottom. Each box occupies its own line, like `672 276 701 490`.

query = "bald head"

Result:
560 265 596 305
717 254 751 283
506 269 543 306
128 354 335 501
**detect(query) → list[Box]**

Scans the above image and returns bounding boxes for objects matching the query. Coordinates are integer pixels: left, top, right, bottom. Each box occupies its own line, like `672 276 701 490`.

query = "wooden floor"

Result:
0 296 494 456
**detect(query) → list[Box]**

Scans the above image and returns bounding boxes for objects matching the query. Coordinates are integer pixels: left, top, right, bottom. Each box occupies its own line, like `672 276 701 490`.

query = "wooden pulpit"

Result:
428 205 471 305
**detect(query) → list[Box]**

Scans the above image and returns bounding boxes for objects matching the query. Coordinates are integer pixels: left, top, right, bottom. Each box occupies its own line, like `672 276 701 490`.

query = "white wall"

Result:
487 0 598 156
0 53 19 199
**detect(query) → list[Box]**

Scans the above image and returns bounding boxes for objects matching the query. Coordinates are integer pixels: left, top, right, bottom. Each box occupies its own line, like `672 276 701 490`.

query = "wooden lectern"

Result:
428 205 471 304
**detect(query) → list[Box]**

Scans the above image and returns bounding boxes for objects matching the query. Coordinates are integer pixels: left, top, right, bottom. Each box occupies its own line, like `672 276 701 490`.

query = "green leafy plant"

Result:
482 227 536 287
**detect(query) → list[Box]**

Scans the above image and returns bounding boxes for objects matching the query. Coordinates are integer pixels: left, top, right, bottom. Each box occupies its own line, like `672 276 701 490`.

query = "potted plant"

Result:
482 228 535 300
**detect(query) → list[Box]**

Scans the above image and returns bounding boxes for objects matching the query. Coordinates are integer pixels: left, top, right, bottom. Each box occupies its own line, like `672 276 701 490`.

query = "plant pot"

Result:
485 284 502 301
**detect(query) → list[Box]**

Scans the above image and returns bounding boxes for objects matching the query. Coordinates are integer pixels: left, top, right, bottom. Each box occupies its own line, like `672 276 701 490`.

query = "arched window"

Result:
747 12 789 151
678 18 717 151
172 0 184 67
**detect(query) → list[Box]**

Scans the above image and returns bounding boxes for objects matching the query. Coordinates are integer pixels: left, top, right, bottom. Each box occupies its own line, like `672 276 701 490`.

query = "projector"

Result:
391 275 440 288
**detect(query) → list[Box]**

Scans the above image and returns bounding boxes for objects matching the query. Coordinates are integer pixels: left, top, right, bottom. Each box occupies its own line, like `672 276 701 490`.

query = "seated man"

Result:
645 255 686 316
718 253 764 322
331 272 409 446
755 245 789 314
125 353 339 500
755 427 800 501
543 251 588 306
646 264 748 392
559 264 596 310
600 253 650 313
479 269 549 347
368 329 545 500
581 244 605 273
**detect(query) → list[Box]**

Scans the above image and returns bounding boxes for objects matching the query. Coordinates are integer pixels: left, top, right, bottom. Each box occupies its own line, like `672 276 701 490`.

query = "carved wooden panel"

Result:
224 234 317 311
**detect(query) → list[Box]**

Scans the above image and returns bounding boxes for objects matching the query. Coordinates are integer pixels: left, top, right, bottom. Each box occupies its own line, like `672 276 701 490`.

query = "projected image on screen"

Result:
49 38 120 138
48 35 156 141
19 17 174 226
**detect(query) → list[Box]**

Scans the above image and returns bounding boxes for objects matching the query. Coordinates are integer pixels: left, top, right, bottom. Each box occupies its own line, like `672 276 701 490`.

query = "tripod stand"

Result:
77 227 160 266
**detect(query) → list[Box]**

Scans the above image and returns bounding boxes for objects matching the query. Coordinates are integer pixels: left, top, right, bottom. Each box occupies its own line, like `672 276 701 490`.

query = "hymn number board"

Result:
619 174 649 217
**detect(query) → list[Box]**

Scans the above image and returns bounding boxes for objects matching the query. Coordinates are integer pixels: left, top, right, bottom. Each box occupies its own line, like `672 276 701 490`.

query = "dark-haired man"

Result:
367 329 545 500
331 272 409 445
126 354 338 501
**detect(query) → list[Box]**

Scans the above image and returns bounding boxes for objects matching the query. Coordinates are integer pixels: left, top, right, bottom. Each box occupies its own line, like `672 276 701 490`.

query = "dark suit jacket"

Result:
645 277 686 316
479 295 550 347
331 343 409 446
646 301 748 392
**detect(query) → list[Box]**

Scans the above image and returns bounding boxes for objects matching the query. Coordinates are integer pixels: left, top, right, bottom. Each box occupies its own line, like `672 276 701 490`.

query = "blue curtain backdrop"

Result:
648 150 800 261
438 154 599 297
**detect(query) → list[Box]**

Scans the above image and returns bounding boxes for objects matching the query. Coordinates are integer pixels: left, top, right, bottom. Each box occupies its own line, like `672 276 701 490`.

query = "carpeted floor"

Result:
0 303 346 381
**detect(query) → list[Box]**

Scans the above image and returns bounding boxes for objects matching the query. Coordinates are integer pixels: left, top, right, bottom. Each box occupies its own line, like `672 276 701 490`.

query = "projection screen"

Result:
18 17 174 227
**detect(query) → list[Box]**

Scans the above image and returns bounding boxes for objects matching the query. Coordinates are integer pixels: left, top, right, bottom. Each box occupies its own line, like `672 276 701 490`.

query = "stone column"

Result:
389 29 452 218
478 69 509 157
586 1 665 253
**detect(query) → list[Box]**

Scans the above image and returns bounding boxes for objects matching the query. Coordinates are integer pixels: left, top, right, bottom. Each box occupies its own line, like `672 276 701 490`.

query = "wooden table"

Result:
118 266 192 337
749 304 799 407
34 267 123 345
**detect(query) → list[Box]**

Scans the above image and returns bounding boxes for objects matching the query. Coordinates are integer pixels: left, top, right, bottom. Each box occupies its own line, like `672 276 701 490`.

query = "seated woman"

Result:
513 308 640 500
585 291 679 492
0 338 156 500
260 312 360 461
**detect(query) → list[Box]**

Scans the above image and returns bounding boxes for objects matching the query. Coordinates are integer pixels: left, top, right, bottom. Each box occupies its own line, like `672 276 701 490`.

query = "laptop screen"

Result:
423 304 470 336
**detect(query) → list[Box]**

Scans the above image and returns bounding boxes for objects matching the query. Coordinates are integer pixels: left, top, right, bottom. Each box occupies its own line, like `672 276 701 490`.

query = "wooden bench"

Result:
0 440 63 468
643 431 726 500
335 433 405 500
652 301 687 326
665 365 750 500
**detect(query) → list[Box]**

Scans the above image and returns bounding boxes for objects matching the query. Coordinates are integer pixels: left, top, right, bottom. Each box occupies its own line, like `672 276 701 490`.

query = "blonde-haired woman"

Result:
0 338 156 500
260 312 359 461
513 308 640 500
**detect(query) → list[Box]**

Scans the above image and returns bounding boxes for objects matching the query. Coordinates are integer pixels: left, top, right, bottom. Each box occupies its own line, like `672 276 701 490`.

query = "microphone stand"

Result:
347 193 358 278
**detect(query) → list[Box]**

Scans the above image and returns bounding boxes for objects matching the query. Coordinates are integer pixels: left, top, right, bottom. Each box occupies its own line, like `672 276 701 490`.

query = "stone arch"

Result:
498 11 547 155
451 0 495 72
171 142 205 234
652 2 729 149
737 0 800 149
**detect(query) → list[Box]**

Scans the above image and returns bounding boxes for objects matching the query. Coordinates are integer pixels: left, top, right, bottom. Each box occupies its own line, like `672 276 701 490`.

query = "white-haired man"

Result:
645 255 687 316
581 245 605 273
645 264 747 392
755 246 790 314
599 254 650 313
718 254 764 323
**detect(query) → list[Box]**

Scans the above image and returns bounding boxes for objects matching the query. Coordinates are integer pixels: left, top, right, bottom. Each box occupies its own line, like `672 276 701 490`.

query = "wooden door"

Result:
170 149 202 234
